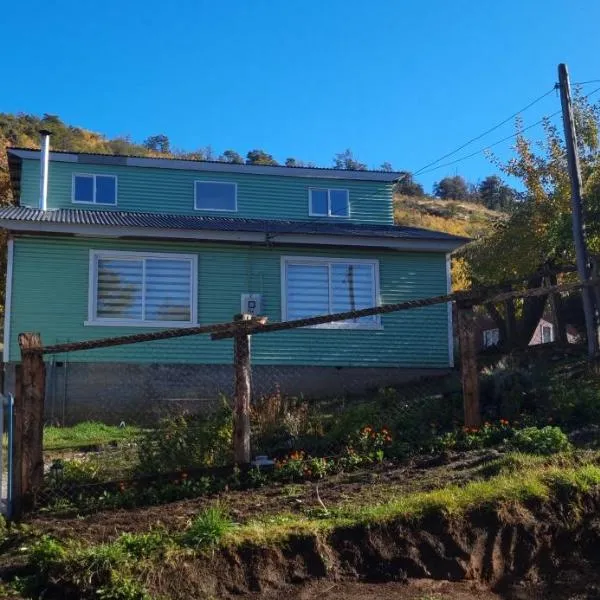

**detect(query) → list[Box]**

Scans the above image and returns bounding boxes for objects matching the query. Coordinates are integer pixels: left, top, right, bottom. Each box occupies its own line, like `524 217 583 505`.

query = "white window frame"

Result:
541 324 554 343
194 180 238 212
483 328 500 348
308 188 350 218
85 250 198 327
72 173 118 205
281 256 381 330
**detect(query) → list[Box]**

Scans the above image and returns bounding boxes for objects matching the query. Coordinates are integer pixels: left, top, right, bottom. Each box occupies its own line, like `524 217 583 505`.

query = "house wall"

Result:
7 235 451 368
18 159 394 224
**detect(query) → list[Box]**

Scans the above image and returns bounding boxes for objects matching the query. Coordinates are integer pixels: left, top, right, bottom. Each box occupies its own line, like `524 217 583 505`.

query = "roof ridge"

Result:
6 146 404 176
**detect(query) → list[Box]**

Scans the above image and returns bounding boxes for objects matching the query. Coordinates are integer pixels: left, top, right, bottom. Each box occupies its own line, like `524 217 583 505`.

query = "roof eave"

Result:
6 148 402 182
0 220 466 252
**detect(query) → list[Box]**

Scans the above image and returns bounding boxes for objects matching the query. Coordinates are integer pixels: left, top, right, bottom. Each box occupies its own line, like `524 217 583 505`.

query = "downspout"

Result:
39 129 51 210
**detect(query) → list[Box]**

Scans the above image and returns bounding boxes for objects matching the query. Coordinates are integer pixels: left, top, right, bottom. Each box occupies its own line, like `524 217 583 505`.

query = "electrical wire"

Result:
415 84 600 177
412 87 557 176
265 84 600 241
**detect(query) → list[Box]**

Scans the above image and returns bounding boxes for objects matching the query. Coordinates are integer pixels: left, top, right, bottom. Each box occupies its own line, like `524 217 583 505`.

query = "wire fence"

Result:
8 272 598 517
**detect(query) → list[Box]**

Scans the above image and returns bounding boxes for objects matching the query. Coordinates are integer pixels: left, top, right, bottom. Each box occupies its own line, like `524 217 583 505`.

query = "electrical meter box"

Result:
241 293 263 317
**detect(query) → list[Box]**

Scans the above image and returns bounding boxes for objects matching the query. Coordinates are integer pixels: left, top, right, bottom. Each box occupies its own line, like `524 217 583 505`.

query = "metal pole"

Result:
558 63 598 357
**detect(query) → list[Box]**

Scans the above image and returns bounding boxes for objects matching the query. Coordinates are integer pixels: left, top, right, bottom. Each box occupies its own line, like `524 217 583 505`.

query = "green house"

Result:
0 138 466 422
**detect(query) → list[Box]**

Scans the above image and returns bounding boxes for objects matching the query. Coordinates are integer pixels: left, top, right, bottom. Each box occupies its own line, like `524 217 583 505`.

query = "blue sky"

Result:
4 0 600 192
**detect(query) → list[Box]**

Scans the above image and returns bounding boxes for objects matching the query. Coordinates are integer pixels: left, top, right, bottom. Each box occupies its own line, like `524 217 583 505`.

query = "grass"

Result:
180 507 235 549
43 421 141 450
17 452 600 600
223 455 600 546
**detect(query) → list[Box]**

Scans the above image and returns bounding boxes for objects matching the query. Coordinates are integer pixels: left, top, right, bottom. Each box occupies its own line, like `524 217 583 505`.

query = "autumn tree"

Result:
460 92 600 347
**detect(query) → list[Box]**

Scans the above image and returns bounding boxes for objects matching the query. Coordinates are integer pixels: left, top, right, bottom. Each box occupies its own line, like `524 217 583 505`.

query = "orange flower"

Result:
181 472 188 480
118 482 126 492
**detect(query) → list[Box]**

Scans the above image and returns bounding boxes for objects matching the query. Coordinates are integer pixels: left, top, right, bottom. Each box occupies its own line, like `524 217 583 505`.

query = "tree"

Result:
380 162 393 172
477 175 518 212
220 150 244 164
333 149 366 170
246 149 278 166
460 91 600 348
394 171 425 197
143 134 171 154
433 175 469 200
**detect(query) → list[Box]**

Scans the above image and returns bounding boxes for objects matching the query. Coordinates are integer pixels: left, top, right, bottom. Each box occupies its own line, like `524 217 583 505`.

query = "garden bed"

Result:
4 449 600 599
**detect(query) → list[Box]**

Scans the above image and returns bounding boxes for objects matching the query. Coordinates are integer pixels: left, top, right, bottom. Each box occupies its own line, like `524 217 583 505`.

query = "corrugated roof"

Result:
7 148 404 182
0 207 468 242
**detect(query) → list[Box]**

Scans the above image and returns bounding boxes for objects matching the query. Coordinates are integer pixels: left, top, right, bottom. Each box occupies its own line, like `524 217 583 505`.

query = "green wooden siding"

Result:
19 159 394 224
8 236 450 367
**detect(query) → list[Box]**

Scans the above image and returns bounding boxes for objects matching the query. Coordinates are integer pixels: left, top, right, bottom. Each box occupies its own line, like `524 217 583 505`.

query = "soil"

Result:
30 449 502 544
19 450 600 599
140 488 600 600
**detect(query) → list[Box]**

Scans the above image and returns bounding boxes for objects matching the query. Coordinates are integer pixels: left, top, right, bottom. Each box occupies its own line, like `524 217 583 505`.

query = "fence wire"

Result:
12 278 593 515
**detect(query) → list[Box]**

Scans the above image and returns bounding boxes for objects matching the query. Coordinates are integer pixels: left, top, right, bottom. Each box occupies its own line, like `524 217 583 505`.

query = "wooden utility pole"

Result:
457 301 481 428
14 333 46 518
232 314 252 464
558 63 599 358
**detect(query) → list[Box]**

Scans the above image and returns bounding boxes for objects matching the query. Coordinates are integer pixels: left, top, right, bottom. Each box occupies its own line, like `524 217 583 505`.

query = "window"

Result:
309 188 349 217
73 174 117 205
87 251 197 327
541 324 554 344
195 181 237 211
483 328 500 348
282 257 379 329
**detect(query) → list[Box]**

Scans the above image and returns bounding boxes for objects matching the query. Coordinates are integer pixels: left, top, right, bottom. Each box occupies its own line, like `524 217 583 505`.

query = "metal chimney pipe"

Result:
39 129 52 210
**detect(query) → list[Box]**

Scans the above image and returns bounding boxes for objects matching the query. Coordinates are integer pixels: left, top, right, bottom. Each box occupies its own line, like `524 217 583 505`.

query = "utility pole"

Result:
558 63 598 358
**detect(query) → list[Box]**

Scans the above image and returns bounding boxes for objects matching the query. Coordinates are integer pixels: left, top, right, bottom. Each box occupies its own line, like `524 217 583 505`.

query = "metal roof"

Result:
7 148 404 182
0 207 468 242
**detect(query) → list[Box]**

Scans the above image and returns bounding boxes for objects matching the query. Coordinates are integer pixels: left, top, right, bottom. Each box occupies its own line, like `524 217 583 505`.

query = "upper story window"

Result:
73 174 117 205
86 250 197 327
309 188 349 218
195 181 237 212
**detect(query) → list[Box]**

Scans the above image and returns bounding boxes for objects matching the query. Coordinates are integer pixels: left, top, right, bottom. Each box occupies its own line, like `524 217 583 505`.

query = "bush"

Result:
136 401 232 474
180 507 233 549
509 426 572 455
545 380 600 427
251 387 319 455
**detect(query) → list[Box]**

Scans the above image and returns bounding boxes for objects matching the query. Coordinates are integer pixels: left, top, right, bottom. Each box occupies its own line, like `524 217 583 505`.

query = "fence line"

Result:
10 273 599 519
40 316 267 356
212 278 600 340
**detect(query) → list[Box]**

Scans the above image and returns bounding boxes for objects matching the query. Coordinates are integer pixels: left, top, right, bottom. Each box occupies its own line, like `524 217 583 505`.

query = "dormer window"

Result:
195 181 237 212
309 188 349 217
73 174 117 205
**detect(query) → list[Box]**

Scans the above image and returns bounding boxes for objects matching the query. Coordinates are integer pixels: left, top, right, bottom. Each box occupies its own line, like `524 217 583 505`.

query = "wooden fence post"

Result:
15 333 46 518
233 314 252 465
456 302 481 428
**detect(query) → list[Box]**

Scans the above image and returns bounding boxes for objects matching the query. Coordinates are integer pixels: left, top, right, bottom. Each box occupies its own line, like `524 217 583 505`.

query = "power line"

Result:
416 84 600 177
412 87 557 176
573 79 600 86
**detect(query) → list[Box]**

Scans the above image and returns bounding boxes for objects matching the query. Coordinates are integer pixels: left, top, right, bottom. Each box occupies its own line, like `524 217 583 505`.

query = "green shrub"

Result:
545 380 600 427
509 426 572 455
180 506 233 549
29 535 66 572
116 531 169 558
136 401 232 474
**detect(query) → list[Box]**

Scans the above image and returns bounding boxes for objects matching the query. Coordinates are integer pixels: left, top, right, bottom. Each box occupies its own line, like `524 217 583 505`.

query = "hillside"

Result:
394 194 504 239
1 114 501 245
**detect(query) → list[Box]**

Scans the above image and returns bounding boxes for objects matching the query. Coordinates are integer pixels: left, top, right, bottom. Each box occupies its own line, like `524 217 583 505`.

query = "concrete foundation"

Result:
3 362 449 425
